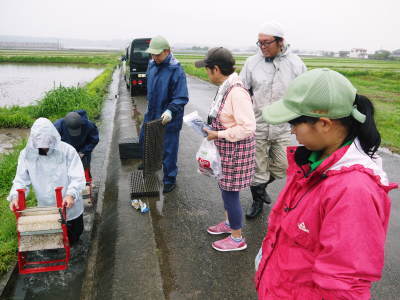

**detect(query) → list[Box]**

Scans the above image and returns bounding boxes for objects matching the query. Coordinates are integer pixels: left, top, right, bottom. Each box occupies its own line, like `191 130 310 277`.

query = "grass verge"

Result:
0 141 37 274
181 58 400 153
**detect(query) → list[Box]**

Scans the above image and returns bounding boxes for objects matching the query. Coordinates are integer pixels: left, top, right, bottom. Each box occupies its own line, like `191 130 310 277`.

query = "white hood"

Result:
27 117 61 149
8 118 85 221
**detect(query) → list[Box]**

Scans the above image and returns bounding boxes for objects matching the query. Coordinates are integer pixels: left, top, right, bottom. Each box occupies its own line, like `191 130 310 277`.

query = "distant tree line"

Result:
191 46 209 51
368 49 400 60
337 49 400 60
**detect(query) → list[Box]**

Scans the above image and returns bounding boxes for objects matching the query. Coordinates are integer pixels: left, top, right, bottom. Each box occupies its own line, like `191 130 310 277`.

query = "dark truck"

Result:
124 38 151 96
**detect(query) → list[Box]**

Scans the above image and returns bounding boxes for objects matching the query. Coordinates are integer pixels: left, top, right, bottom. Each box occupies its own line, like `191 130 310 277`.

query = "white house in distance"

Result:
349 48 368 59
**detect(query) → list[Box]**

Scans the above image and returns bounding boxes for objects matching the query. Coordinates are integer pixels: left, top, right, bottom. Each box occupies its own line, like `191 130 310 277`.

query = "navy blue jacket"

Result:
54 110 99 155
144 54 189 132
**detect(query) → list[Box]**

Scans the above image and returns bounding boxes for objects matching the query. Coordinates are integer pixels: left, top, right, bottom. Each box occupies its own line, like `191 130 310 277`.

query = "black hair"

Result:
206 64 235 76
274 36 283 43
289 94 381 158
338 94 381 158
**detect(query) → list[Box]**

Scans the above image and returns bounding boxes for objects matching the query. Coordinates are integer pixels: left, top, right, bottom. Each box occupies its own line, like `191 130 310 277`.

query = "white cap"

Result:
259 21 285 38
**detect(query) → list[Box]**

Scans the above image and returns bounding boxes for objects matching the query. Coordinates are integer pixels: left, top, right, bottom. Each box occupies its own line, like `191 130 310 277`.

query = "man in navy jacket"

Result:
141 35 189 193
54 110 99 173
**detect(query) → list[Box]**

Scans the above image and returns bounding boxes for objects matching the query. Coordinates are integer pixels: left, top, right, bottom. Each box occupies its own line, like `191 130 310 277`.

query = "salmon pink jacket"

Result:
255 139 397 299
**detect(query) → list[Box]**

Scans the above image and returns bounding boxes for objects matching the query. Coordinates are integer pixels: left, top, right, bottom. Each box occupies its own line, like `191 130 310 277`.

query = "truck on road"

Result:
124 38 151 96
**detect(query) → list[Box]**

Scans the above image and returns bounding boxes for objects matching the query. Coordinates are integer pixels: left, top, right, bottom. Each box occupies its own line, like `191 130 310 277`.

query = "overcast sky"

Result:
1 0 399 52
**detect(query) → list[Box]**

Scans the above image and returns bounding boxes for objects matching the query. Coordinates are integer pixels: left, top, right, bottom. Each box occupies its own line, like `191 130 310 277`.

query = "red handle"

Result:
55 187 67 221
16 189 26 211
55 187 63 208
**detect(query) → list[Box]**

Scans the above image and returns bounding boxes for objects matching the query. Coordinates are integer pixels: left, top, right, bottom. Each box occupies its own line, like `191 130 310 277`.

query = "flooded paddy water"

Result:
0 128 29 154
0 63 103 107
0 63 104 153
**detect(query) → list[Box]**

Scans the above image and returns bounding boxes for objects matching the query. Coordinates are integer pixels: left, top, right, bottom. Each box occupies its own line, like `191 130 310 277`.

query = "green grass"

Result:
0 49 120 66
178 55 400 152
0 141 37 274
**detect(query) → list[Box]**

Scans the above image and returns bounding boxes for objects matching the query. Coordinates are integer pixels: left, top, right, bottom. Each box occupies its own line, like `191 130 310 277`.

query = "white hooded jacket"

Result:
240 45 307 140
7 118 85 221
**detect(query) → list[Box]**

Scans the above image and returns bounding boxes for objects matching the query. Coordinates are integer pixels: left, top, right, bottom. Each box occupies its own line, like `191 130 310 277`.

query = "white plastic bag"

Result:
183 111 211 137
196 138 222 179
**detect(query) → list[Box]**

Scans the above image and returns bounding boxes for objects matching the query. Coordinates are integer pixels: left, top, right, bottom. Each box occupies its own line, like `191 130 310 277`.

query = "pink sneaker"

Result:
207 221 231 235
212 236 247 252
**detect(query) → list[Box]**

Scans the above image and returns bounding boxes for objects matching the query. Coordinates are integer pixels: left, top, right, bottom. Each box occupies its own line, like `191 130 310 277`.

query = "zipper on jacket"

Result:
284 174 327 212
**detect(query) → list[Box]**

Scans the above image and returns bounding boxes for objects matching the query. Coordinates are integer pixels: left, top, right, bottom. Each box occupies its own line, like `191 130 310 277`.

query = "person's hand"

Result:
9 196 18 211
63 195 75 208
204 128 218 140
79 152 85 158
161 110 172 125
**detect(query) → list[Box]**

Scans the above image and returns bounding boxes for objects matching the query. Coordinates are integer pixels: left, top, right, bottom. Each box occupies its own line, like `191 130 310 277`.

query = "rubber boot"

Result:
246 183 268 219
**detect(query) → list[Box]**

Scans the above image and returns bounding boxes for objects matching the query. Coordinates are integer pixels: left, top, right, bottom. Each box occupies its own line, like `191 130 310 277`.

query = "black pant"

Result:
81 154 91 169
67 214 84 246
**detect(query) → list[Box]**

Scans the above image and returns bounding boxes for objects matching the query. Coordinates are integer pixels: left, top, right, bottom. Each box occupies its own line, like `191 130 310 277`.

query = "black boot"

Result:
246 183 269 219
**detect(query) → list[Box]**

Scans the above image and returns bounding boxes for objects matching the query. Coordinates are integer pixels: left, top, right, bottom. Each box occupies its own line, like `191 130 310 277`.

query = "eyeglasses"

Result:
256 39 277 48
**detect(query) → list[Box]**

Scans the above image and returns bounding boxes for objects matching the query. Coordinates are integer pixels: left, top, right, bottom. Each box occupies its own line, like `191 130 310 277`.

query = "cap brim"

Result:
262 100 300 125
145 48 163 55
194 60 207 68
67 127 82 136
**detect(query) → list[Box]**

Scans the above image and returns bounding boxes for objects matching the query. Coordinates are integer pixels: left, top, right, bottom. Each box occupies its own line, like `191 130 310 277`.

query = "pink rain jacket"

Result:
255 140 398 299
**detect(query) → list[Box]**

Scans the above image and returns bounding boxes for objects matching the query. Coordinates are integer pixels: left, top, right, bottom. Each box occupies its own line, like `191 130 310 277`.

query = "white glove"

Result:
8 195 18 211
161 110 172 125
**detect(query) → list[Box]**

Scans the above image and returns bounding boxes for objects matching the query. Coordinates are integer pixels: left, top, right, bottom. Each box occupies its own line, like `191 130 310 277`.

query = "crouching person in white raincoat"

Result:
7 117 86 246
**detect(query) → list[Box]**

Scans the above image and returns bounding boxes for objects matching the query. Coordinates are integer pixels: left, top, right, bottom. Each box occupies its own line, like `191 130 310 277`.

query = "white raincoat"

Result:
7 118 85 221
240 46 307 140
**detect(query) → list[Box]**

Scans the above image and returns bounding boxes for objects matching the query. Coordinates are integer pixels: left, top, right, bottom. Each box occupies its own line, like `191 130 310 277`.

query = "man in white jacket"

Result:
240 21 307 218
8 118 86 245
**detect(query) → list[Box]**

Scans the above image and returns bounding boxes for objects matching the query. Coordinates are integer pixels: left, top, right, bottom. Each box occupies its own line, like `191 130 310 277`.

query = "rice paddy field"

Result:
0 49 119 274
176 54 400 153
0 49 119 65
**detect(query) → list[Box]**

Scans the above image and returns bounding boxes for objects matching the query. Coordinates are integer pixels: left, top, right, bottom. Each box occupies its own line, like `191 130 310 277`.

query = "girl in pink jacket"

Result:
257 68 397 299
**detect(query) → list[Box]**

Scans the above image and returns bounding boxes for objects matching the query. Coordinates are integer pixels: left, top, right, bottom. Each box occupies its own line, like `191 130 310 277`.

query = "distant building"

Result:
339 50 350 58
392 49 400 57
349 48 368 59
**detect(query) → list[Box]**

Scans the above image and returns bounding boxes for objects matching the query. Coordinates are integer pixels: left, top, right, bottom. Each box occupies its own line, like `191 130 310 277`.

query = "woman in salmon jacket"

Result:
195 47 256 252
256 68 397 299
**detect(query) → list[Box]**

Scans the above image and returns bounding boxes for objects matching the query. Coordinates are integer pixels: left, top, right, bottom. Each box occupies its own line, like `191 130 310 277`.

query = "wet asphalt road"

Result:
132 75 400 299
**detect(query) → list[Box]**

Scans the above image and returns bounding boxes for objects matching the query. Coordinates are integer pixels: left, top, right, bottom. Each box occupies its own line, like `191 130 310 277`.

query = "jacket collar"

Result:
289 139 397 190
157 53 172 67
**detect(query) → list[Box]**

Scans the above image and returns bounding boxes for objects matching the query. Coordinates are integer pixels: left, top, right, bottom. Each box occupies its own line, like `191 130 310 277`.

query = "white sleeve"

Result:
7 150 31 201
239 59 252 90
296 59 307 76
65 147 86 200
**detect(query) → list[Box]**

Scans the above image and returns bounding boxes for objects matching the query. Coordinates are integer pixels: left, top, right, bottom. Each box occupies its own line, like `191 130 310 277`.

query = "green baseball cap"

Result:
146 35 170 55
262 68 366 125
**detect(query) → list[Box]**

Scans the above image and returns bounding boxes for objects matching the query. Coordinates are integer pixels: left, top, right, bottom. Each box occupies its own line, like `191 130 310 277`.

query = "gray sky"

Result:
1 0 399 52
